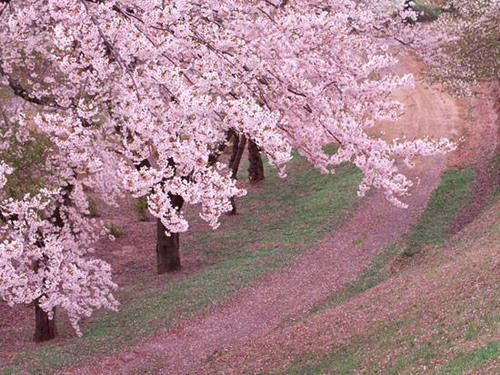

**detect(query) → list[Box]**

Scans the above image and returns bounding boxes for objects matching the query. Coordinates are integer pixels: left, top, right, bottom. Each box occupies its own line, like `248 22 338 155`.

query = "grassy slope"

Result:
276 171 499 374
405 167 475 255
312 167 476 313
1 154 363 374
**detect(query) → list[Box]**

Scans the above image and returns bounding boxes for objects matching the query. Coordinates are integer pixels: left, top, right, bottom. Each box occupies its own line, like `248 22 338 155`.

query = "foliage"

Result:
0 128 50 200
87 196 101 218
409 1 444 22
404 167 474 255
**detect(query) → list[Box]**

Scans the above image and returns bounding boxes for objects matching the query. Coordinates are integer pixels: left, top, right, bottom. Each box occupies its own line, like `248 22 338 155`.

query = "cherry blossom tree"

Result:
422 0 499 95
0 187 119 340
0 154 119 343
0 55 122 342
214 0 454 204
0 95 121 342
1 0 456 341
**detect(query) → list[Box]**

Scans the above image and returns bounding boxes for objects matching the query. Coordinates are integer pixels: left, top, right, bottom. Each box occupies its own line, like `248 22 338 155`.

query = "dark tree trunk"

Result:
228 196 237 215
247 139 264 183
228 133 247 215
135 159 186 274
228 130 240 169
31 183 72 343
231 135 247 179
156 194 184 274
34 300 56 342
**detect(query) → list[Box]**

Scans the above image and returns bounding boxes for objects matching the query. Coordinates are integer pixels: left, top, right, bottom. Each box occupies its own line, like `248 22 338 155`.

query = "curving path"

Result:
61 57 464 375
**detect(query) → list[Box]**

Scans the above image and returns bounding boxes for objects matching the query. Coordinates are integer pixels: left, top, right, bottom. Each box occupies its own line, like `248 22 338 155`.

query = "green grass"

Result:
410 1 446 22
436 341 499 374
87 197 101 218
1 129 51 200
276 351 360 375
488 153 500 200
133 196 149 221
2 153 363 374
463 323 480 341
405 167 475 256
104 222 125 238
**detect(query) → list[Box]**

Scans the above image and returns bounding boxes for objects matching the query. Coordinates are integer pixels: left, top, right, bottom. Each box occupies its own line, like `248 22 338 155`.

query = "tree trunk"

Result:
228 133 247 215
228 131 240 169
34 300 56 342
31 183 71 342
156 194 184 274
247 139 264 183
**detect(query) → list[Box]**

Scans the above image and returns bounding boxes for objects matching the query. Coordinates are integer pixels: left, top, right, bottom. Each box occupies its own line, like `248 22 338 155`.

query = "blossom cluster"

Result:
422 0 499 95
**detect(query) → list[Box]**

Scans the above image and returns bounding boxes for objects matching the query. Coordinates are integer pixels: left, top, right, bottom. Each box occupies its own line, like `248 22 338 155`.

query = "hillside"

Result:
195 195 500 374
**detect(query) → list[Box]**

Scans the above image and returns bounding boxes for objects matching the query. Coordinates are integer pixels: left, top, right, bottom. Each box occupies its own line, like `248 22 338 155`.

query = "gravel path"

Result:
62 57 464 375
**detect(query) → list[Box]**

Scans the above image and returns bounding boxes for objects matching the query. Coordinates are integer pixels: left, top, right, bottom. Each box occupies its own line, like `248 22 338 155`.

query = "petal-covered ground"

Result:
194 200 499 375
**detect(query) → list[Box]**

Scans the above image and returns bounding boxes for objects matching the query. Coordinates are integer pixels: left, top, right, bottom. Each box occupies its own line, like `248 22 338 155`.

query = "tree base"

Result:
34 303 56 342
248 139 264 183
156 218 182 274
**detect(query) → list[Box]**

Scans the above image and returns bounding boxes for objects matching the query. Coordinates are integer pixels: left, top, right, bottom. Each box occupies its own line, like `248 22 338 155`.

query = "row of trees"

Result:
0 0 487 342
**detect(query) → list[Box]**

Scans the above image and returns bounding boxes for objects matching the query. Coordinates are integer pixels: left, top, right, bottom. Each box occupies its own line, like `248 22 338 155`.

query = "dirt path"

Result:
61 58 464 375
